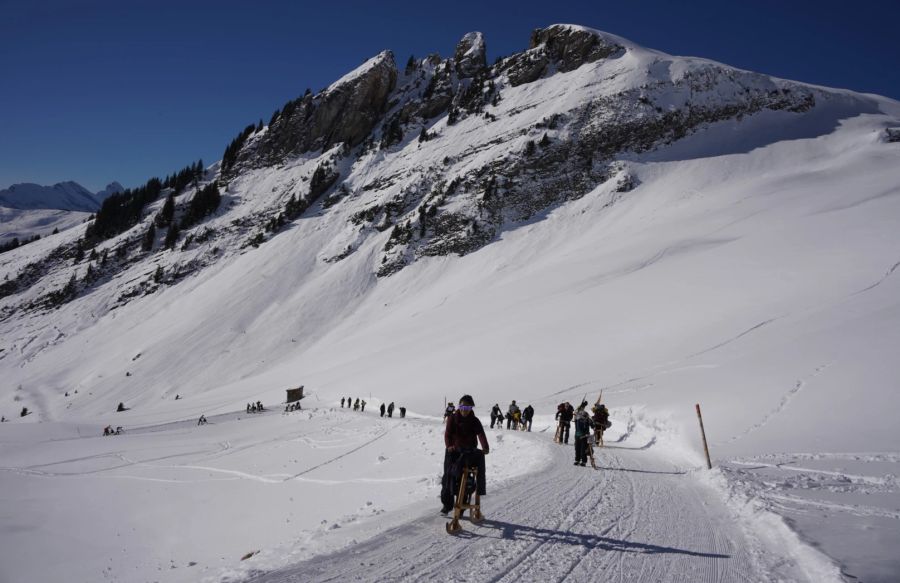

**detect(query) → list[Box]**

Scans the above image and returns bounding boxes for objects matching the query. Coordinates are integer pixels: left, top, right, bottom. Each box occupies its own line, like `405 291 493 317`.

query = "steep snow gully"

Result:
243 417 835 583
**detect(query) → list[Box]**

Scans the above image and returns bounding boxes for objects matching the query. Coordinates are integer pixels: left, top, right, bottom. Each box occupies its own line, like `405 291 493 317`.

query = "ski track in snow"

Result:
687 319 778 359
852 257 900 295
727 362 833 444
241 435 774 583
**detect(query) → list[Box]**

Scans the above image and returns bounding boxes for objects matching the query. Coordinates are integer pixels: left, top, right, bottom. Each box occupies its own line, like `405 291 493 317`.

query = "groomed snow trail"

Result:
244 431 789 583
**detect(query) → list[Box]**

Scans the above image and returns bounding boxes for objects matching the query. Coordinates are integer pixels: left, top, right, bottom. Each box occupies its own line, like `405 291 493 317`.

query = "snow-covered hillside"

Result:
1 24 899 582
0 181 122 244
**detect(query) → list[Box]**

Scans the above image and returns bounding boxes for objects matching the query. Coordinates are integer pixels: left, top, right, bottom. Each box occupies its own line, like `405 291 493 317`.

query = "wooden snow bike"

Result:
586 434 598 469
446 456 484 534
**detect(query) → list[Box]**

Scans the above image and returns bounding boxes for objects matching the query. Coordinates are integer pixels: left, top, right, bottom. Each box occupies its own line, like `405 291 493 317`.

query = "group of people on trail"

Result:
103 425 123 436
341 397 406 418
284 402 302 412
556 399 612 466
246 401 265 414
488 401 534 431
438 393 614 515
341 397 366 412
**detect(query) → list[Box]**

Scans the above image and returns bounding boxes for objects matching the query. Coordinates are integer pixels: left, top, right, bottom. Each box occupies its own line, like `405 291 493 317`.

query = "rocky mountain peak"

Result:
454 31 486 78
231 50 397 174
501 24 624 87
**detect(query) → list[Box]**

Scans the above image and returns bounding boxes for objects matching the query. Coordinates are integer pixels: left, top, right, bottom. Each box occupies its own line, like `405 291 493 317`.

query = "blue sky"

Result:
1 0 897 192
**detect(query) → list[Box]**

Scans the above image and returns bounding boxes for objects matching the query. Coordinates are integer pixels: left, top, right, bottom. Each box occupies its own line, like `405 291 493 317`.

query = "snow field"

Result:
0 405 547 583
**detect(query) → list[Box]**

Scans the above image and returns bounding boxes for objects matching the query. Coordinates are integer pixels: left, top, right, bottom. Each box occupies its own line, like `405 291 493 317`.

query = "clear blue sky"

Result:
1 0 897 192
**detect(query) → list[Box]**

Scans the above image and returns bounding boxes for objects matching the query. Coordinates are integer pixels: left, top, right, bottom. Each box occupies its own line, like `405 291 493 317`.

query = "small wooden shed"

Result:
285 385 305 403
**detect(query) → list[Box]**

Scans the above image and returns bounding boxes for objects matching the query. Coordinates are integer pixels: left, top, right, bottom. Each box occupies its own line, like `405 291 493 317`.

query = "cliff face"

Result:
235 51 398 173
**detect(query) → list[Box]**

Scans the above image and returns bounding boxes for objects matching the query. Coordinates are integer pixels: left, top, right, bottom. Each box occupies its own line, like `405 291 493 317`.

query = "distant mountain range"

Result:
0 181 123 212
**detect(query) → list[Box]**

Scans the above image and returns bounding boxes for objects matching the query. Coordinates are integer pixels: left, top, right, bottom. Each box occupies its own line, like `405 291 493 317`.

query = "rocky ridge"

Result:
0 24 876 318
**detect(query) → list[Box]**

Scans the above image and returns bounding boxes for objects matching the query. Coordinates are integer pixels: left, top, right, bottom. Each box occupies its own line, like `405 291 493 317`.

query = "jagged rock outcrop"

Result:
235 51 398 173
501 24 625 86
454 32 487 78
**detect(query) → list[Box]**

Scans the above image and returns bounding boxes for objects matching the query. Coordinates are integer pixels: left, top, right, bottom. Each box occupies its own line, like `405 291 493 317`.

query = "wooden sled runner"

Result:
586 435 599 470
446 464 484 534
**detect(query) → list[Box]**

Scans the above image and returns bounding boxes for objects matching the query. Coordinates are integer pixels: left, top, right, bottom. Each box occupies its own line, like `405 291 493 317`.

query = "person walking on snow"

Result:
490 404 501 428
574 404 592 466
387 402 395 418
443 403 455 418
523 404 534 431
440 395 489 514
361 400 366 412
380 402 386 417
353 398 360 411
555 401 574 444
341 397 345 408
592 403 610 446
507 400 520 430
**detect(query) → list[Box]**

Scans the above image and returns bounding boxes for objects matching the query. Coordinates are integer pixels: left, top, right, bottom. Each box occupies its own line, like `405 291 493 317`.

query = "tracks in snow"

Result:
245 434 773 583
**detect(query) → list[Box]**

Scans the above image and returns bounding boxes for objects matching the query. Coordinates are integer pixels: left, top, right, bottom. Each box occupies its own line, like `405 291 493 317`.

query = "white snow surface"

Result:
1 27 900 583
0 207 91 244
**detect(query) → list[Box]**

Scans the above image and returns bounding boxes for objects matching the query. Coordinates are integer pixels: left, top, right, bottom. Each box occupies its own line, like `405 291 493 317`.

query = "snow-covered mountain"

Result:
0 181 122 246
1 24 899 583
0 181 98 212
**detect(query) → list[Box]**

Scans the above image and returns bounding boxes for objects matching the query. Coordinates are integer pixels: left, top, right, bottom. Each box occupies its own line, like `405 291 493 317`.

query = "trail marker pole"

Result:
695 404 712 469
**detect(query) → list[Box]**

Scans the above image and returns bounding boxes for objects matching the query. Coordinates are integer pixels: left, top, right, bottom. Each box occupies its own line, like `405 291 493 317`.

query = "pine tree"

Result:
142 223 156 252
157 193 175 227
164 222 180 249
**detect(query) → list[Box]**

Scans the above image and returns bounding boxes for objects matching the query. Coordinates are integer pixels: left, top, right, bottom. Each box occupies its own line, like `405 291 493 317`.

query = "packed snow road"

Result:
244 426 822 583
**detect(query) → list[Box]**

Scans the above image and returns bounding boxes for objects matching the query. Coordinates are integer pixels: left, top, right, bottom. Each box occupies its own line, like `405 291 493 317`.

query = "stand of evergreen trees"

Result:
162 160 204 194
85 178 163 244
222 124 257 175
85 160 204 247
0 234 40 255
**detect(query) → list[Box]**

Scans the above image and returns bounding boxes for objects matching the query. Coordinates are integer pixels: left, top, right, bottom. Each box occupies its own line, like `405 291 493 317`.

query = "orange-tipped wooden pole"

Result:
695 403 712 469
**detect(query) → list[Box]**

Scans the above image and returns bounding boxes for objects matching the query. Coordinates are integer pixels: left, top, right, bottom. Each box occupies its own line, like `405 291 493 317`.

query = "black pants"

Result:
441 449 486 507
559 421 570 443
574 436 589 464
490 415 497 428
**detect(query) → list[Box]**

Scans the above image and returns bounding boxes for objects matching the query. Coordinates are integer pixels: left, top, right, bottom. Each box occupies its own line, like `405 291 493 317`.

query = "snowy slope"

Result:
1 24 899 583
0 207 91 244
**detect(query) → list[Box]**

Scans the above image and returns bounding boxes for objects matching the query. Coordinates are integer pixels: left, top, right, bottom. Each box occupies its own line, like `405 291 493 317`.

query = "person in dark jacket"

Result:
555 401 575 444
574 405 592 466
440 395 490 514
387 402 394 418
490 404 501 428
592 403 610 446
380 402 386 417
341 397 345 408
522 404 534 432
